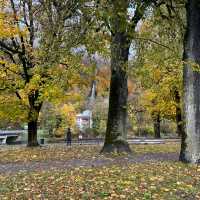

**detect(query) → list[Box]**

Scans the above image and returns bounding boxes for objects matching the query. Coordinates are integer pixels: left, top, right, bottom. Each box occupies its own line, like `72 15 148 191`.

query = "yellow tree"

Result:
0 0 88 146
132 10 184 138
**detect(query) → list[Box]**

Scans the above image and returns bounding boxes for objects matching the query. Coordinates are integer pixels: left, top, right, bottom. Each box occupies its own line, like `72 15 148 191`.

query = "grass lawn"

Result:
1 143 200 200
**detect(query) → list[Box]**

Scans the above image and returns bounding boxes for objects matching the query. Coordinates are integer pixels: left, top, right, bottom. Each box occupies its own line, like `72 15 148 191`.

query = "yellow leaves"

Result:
0 13 17 38
0 12 27 39
197 168 200 172
137 60 181 119
139 20 153 35
149 175 164 182
0 0 8 8
25 74 42 92
133 15 183 121
73 92 84 101
0 93 28 122
0 1 93 128
176 181 182 185
0 60 19 75
163 188 170 192
0 59 6 65
119 194 126 199
153 68 161 82
143 90 157 102
59 104 77 129
1 143 200 199
47 103 76 134
0 0 29 39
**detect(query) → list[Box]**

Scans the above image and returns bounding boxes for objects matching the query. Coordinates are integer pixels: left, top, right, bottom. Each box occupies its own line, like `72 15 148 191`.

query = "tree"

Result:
0 0 87 146
130 4 185 138
94 0 166 153
179 0 200 163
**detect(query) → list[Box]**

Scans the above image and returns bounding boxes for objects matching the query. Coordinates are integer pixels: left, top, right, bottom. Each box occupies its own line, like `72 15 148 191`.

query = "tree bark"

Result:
101 28 131 153
153 113 161 139
180 0 200 163
27 93 42 147
28 119 39 147
101 0 131 153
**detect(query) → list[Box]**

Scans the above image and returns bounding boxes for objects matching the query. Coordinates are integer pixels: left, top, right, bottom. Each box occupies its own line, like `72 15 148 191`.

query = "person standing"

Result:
66 128 72 146
78 132 83 145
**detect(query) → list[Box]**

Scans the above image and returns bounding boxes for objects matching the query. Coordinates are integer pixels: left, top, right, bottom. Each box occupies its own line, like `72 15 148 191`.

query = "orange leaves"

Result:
96 65 110 96
95 65 136 97
128 79 136 94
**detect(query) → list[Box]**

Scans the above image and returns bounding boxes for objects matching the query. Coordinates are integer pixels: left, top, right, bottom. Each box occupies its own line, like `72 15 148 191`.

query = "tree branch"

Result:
15 91 22 100
27 0 35 46
0 48 16 63
134 37 173 51
0 40 21 54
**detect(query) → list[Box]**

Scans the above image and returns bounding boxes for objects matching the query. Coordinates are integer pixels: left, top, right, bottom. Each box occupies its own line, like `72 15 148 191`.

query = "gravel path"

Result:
0 153 179 174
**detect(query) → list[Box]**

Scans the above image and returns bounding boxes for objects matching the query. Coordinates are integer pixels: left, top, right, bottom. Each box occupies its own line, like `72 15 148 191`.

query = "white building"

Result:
76 110 92 131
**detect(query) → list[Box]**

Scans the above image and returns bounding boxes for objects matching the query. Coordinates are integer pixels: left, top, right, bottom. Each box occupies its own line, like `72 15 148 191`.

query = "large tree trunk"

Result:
180 0 200 163
101 0 148 153
101 31 131 153
153 113 161 139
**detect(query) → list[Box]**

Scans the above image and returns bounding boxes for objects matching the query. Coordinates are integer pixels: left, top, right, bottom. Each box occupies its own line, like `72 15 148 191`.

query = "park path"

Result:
0 152 178 174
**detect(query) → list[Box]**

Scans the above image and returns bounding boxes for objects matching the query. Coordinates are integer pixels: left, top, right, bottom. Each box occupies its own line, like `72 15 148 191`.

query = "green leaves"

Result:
130 11 183 121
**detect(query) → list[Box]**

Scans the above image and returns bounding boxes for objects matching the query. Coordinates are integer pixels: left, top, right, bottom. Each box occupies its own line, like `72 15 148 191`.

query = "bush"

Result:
160 120 176 135
135 126 154 137
54 127 65 138
84 128 104 138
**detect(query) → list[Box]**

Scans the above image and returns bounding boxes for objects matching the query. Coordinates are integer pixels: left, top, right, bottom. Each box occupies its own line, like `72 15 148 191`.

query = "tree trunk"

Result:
153 113 161 139
101 31 131 153
28 119 39 147
27 93 42 147
180 0 200 163
174 89 183 137
176 105 183 137
101 32 131 153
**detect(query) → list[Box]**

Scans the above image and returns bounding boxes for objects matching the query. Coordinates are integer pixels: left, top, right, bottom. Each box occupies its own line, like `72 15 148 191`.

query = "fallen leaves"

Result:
0 142 180 164
0 161 200 199
0 142 196 200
